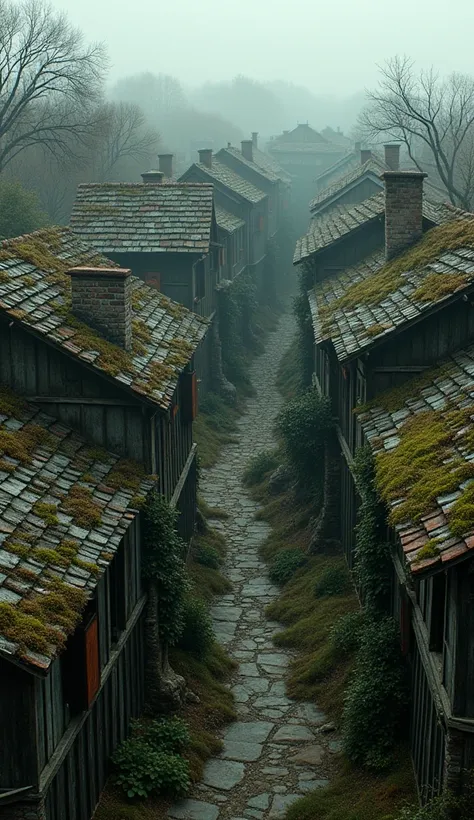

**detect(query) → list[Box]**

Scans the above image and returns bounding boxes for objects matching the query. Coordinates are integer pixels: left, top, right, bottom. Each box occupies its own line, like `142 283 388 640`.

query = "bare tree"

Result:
0 0 107 171
360 56 474 208
92 102 160 180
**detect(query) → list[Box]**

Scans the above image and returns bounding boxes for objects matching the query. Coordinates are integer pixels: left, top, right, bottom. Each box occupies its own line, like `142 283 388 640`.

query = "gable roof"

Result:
0 384 154 673
294 192 457 264
180 159 266 204
310 156 388 213
217 146 277 184
309 214 474 363
274 124 329 144
358 345 474 576
215 207 245 234
0 228 208 410
70 182 215 255
314 151 359 187
252 147 292 184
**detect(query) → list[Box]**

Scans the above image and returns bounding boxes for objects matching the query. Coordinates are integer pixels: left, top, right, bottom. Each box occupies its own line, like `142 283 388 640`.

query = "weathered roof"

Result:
314 151 359 186
309 215 474 363
184 160 266 204
0 385 154 672
274 124 329 144
294 192 457 264
215 207 245 234
217 146 277 183
310 156 388 212
70 182 214 254
270 141 345 155
0 228 208 410
358 345 474 575
252 147 292 184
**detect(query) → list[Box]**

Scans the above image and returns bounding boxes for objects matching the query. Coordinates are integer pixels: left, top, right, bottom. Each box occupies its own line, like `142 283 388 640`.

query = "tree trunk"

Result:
144 582 187 714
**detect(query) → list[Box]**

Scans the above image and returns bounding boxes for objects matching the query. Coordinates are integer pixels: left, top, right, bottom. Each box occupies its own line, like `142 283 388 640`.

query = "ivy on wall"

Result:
295 264 315 389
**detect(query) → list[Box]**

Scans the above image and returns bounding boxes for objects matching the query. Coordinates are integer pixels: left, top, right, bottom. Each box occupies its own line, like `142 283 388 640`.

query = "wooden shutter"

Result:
85 616 100 706
181 370 198 422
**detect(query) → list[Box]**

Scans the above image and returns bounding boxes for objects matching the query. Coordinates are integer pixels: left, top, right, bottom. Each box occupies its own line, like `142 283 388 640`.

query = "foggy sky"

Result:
53 0 474 96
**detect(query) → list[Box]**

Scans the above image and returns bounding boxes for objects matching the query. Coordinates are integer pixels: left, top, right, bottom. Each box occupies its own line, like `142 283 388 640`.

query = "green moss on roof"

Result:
320 219 474 334
0 385 27 417
356 364 451 414
412 271 468 302
0 424 51 464
61 485 102 529
107 459 145 492
375 407 474 529
413 542 441 563
366 322 393 338
33 503 59 527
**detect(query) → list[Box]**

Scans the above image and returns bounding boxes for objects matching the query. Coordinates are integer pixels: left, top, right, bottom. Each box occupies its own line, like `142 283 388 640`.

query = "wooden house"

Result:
179 150 269 288
0 228 208 820
214 207 246 282
303 171 474 799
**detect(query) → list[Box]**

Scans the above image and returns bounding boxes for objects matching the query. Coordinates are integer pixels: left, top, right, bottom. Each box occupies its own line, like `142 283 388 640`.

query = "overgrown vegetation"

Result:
193 391 239 468
243 448 280 487
277 388 333 490
0 179 49 240
294 264 315 389
394 776 474 819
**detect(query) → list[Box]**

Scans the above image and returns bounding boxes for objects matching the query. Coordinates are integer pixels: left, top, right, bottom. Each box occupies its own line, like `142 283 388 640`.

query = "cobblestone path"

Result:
168 312 339 820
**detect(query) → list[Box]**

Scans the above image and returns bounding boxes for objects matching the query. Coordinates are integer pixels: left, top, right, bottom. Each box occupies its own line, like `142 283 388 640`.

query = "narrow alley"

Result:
168 312 340 820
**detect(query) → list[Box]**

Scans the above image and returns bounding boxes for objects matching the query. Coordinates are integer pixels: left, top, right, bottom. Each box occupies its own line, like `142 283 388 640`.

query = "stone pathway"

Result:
168 312 340 820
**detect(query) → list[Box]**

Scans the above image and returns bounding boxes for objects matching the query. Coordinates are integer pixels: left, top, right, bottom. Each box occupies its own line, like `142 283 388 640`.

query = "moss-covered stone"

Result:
33 503 59 527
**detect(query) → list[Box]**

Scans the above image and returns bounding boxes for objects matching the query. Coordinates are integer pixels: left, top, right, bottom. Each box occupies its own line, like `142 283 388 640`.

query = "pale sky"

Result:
52 0 474 95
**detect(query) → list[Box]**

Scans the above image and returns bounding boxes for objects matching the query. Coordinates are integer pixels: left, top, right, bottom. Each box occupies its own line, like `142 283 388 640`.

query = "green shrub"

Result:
113 738 190 799
395 775 474 819
178 596 214 656
330 610 366 655
269 549 306 586
343 616 409 771
195 545 221 569
140 717 190 753
314 563 352 598
243 449 280 487
277 389 333 486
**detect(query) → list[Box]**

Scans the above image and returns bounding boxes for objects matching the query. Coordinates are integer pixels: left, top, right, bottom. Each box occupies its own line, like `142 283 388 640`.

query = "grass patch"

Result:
197 495 229 520
285 750 416 820
194 392 240 468
188 525 231 603
243 449 280 487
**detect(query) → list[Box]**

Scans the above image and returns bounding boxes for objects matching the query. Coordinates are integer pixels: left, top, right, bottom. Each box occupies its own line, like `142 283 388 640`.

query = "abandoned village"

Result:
3 4 474 820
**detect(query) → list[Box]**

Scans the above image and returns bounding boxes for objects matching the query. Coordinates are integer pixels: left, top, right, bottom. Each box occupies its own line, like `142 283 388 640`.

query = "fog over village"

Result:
2 2 474 820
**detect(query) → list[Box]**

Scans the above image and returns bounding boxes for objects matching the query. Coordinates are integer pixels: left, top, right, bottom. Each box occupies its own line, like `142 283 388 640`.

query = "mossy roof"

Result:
293 191 457 264
252 147 292 184
308 214 474 363
71 182 215 254
313 150 359 186
181 159 266 204
357 345 474 576
309 156 388 213
0 384 154 672
0 228 208 410
217 146 277 183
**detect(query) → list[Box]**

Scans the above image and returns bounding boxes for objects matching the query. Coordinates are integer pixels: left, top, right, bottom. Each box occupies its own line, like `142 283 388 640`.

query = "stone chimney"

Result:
241 140 253 162
384 144 400 171
141 170 164 184
383 171 427 260
355 141 361 153
158 153 173 179
67 267 132 351
360 149 372 164
252 132 258 148
199 149 213 169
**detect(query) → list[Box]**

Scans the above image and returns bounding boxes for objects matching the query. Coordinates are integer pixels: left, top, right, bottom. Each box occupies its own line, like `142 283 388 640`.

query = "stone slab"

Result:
168 799 220 820
256 653 289 667
248 793 270 809
269 794 303 818
273 725 315 743
203 759 245 791
224 721 274 744
222 741 263 762
290 744 325 765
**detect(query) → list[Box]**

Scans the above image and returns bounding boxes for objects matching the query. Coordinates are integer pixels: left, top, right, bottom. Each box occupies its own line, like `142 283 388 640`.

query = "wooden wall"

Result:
410 639 446 801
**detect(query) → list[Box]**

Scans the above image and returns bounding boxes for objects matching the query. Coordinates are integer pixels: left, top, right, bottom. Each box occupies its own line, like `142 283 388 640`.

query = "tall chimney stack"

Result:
252 132 258 148
158 153 173 179
383 171 427 260
384 144 400 171
199 149 213 169
360 149 372 164
241 140 253 162
141 170 164 184
355 140 362 153
67 267 132 351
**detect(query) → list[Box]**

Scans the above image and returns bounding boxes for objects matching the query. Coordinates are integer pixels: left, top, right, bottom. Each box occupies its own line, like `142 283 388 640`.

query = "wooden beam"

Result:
372 366 430 374
29 397 137 407
170 443 197 509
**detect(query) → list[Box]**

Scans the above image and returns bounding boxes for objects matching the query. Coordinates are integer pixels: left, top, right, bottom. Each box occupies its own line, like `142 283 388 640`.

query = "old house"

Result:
179 150 269 287
304 171 474 799
0 227 208 820
214 207 246 282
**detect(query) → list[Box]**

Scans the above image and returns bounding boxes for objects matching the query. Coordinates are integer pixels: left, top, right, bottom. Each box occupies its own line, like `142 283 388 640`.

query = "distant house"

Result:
0 227 207 820
215 207 246 282
303 171 474 800
179 150 269 285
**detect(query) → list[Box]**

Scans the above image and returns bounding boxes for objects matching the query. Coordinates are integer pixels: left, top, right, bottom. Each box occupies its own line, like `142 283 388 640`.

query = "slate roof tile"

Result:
0 228 208 411
215 207 245 234
0 387 155 672
192 159 266 204
218 147 277 183
70 182 214 254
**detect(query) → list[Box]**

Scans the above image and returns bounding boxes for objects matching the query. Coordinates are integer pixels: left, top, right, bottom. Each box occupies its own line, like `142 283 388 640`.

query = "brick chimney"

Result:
199 149 212 169
141 170 164 183
252 132 258 148
383 171 427 260
384 144 400 171
241 140 253 162
360 149 372 164
158 154 173 179
67 267 132 351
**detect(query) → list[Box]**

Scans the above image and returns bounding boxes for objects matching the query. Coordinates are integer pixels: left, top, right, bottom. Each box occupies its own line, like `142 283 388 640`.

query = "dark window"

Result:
61 596 99 715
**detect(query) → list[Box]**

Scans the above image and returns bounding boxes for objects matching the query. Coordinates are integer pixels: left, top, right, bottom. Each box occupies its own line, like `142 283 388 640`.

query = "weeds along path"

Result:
168 311 338 820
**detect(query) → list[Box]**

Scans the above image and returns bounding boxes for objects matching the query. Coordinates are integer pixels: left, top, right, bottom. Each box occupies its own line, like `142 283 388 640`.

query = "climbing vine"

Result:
277 388 333 489
142 493 189 647
294 263 315 389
